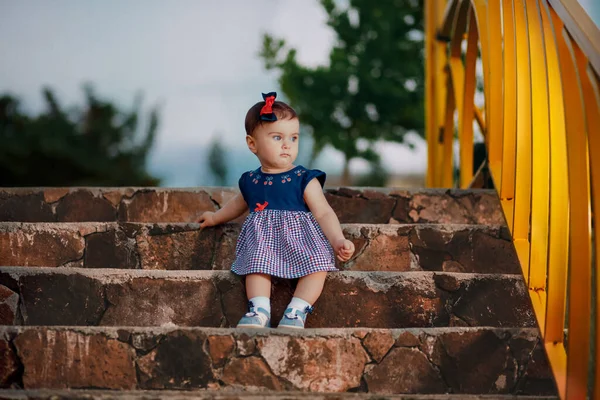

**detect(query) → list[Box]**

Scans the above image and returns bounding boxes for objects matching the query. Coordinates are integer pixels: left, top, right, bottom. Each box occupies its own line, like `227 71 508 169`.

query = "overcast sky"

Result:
1 1 597 186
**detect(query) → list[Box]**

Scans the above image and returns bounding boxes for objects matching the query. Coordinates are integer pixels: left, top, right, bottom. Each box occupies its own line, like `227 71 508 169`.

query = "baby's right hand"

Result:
198 211 217 229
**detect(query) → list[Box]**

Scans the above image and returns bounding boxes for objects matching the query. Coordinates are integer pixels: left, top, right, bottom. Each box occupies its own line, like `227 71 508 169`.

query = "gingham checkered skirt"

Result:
231 209 338 278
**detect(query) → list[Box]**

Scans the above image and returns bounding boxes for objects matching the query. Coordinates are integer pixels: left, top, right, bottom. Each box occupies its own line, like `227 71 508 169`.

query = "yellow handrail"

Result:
425 0 600 398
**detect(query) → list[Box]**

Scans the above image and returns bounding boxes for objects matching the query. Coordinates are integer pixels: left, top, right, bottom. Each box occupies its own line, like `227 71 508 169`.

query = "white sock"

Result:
287 297 312 312
249 296 271 314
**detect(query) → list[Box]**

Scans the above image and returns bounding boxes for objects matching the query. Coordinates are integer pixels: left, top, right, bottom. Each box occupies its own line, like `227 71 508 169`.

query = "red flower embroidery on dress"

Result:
254 201 269 212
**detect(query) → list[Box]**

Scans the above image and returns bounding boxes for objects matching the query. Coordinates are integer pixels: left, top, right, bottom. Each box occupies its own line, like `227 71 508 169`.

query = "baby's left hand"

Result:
335 239 355 262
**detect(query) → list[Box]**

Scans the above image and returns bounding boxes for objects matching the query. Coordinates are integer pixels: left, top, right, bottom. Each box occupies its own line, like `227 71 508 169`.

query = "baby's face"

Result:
249 117 300 172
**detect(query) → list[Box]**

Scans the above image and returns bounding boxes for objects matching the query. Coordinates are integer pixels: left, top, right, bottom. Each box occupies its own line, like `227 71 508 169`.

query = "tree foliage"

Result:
208 135 228 186
260 0 424 183
0 85 160 186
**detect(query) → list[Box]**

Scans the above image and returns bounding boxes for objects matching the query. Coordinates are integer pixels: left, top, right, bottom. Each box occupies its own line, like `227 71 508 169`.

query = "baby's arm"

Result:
198 194 247 228
304 178 355 261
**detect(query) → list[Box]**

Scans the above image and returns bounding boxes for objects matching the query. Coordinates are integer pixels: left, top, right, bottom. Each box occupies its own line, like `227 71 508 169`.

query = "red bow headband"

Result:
259 92 277 121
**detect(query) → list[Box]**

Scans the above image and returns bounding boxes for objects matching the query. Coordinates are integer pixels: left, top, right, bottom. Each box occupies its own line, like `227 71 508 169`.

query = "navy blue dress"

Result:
231 165 338 278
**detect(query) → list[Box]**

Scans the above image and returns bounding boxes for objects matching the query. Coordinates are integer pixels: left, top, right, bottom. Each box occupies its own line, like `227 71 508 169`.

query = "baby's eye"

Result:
273 135 282 141
291 136 298 142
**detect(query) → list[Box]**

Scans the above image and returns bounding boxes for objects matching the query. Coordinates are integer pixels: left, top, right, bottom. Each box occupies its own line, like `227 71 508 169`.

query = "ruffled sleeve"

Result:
238 172 249 204
301 168 326 193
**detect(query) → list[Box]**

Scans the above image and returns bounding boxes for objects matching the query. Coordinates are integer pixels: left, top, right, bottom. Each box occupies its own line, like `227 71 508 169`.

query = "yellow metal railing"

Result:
425 0 600 398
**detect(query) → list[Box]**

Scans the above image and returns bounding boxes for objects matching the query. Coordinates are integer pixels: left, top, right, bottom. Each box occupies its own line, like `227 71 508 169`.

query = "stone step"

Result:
3 326 556 396
0 222 520 274
0 268 535 328
0 187 505 225
0 391 560 400
0 326 556 396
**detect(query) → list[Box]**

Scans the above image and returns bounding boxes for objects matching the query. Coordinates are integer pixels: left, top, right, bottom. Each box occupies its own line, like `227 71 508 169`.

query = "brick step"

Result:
0 393 559 400
0 392 560 400
0 187 504 225
0 223 520 274
0 268 535 328
0 391 560 400
0 326 556 395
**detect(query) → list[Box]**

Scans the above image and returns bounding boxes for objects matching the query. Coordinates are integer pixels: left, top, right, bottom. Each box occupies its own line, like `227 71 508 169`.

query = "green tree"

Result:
207 135 228 186
260 0 424 185
0 85 160 186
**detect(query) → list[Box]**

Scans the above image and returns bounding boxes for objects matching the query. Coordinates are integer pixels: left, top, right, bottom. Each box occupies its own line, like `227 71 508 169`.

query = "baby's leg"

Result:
246 273 272 298
293 271 327 304
278 271 327 329
237 273 272 328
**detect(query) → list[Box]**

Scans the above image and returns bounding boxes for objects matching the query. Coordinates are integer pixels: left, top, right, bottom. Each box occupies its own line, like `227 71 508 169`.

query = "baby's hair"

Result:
245 100 297 136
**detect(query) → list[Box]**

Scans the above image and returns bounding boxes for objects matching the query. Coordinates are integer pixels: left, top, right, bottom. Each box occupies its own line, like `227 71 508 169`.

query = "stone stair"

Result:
0 188 558 398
